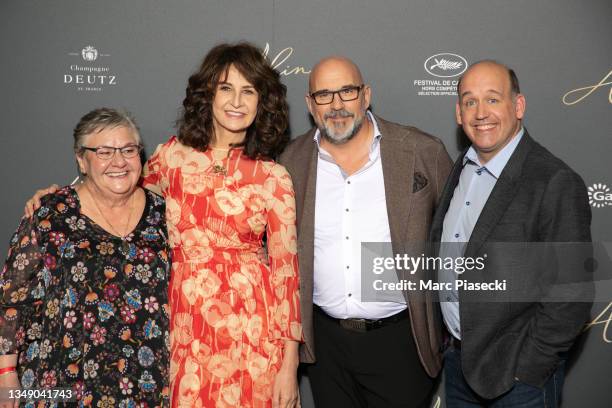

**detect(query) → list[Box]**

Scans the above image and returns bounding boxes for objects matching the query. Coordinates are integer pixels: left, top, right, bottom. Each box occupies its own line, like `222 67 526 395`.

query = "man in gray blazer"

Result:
430 60 592 407
279 56 452 407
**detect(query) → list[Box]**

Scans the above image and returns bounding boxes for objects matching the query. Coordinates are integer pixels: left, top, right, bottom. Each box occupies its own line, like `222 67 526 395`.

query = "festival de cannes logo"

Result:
588 183 612 208
81 46 98 62
424 53 468 78
414 52 468 96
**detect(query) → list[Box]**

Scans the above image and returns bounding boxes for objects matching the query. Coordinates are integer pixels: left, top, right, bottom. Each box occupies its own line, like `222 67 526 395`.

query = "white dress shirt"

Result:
313 111 407 319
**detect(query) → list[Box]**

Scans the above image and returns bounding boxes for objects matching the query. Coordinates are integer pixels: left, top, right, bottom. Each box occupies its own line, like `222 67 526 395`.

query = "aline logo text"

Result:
562 69 612 106
262 43 310 76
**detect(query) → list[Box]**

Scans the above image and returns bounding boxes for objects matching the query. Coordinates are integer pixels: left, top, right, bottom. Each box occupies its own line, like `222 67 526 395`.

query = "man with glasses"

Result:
279 56 453 407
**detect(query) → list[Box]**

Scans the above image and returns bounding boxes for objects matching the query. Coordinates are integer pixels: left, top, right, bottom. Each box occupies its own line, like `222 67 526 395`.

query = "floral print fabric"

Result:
142 137 302 407
0 187 170 407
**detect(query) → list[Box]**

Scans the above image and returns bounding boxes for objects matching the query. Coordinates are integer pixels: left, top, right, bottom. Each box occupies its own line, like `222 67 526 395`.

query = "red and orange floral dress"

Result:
142 136 302 408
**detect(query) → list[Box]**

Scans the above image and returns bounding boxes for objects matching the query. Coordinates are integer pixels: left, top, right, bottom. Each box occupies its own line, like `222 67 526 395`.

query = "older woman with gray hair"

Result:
0 108 170 407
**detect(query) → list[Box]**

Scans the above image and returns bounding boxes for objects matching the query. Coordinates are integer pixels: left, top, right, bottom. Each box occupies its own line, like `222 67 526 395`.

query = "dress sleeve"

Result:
141 142 167 196
265 163 303 343
0 214 46 355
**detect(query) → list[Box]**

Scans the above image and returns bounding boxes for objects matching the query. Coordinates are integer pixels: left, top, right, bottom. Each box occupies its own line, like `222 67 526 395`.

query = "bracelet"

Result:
0 366 16 375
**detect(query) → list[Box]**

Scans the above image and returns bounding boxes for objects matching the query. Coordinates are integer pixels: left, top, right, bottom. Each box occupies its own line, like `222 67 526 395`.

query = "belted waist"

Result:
172 246 262 264
313 304 408 333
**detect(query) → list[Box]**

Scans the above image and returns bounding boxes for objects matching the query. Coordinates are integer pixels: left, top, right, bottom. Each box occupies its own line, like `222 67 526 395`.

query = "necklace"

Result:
83 183 135 240
210 147 234 175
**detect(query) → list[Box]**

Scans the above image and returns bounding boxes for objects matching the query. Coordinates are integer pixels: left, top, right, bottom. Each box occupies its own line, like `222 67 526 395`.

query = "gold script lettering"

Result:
562 70 612 105
583 301 612 343
262 43 310 76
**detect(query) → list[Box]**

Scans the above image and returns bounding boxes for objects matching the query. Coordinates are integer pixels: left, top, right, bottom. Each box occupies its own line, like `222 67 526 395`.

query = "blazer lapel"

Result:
298 143 318 258
465 132 535 256
291 131 318 307
431 155 465 243
378 117 415 255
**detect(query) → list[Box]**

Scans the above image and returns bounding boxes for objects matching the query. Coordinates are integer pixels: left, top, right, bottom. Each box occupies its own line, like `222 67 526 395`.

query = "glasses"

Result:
80 144 142 160
310 84 364 105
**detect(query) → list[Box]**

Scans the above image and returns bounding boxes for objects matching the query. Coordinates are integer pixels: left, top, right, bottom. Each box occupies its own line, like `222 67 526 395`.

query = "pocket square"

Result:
413 172 428 193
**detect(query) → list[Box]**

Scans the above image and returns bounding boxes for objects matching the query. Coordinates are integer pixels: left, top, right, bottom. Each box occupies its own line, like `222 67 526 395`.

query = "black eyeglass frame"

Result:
309 84 365 105
80 144 143 160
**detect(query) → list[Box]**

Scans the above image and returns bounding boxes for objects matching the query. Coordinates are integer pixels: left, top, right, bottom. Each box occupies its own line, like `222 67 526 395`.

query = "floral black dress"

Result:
0 186 170 407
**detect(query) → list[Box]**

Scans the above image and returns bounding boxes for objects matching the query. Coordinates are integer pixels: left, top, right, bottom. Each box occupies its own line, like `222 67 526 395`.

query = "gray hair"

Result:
73 107 141 154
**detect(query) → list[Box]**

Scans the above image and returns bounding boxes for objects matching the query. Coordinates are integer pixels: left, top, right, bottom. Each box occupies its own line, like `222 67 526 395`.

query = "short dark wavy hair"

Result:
177 42 289 160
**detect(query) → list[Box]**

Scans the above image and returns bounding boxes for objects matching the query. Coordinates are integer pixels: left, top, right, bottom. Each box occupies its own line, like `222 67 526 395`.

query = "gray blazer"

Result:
430 132 593 398
279 115 452 377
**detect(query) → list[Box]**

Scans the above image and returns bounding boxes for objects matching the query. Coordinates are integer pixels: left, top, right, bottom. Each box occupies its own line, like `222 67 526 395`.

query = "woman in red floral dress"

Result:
142 43 302 408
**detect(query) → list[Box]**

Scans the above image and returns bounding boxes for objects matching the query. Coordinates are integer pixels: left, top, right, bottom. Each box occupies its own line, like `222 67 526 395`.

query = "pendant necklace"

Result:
84 183 135 252
210 146 232 176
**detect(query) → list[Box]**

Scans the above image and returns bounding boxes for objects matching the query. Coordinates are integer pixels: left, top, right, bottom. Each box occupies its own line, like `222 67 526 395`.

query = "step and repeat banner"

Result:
1 1 611 406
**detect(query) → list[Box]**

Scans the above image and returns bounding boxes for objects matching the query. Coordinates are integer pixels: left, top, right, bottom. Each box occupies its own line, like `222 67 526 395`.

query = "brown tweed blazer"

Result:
278 115 452 377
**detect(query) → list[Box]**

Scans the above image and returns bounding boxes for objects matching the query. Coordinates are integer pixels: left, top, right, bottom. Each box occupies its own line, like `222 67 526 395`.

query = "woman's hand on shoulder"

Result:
24 184 60 217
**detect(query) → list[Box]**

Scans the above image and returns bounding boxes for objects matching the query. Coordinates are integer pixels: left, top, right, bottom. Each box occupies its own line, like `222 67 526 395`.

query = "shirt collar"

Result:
463 127 525 178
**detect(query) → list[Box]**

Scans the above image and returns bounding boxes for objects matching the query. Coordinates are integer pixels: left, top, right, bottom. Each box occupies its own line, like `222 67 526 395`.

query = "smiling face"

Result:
211 64 259 142
76 125 142 198
306 57 371 145
456 62 526 163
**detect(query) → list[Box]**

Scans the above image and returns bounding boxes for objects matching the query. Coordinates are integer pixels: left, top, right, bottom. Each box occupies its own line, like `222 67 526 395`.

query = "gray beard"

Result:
320 114 365 145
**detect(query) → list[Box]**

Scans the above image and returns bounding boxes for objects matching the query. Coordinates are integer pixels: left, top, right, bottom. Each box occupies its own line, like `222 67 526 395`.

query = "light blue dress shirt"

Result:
439 128 524 340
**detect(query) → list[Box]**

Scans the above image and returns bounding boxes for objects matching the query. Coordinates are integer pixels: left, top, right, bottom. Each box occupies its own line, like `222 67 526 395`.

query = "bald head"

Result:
458 60 520 99
309 56 364 92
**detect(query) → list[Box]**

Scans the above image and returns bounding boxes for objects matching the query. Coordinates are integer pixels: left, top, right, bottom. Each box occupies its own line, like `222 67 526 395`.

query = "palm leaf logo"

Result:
430 58 463 71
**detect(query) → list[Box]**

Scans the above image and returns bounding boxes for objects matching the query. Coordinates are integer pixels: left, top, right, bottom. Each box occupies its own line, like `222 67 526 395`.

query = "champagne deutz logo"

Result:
64 45 117 92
